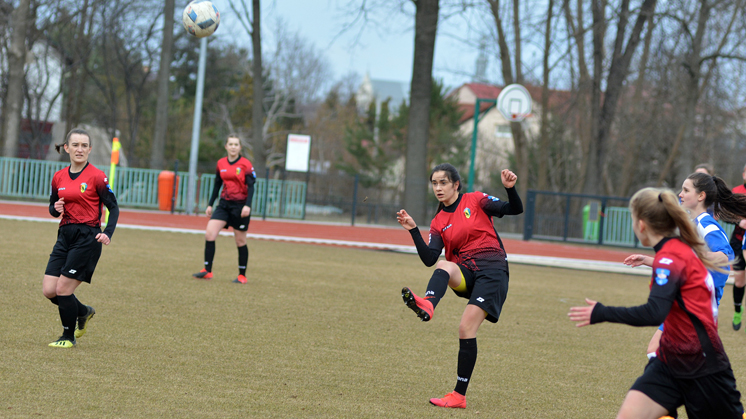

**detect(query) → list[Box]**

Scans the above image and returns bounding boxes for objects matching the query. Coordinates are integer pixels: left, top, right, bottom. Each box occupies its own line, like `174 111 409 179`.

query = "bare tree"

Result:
583 0 656 195
537 0 555 191
655 0 746 184
402 0 439 223
150 0 175 170
2 0 32 157
228 0 266 174
488 0 529 196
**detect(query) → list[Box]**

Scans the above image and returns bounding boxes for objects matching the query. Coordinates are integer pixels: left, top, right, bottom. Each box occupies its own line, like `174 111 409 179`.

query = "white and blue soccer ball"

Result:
182 1 220 38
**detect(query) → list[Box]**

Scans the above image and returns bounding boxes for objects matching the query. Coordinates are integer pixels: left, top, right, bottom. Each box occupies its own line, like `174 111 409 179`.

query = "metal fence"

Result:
0 157 307 219
522 189 736 247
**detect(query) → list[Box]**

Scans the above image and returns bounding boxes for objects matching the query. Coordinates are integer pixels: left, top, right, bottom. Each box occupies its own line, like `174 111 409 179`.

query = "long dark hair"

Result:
687 172 746 223
430 163 462 214
54 128 91 154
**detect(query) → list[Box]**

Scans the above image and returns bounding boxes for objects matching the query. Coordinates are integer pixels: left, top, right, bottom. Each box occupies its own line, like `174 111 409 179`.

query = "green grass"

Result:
1 217 745 418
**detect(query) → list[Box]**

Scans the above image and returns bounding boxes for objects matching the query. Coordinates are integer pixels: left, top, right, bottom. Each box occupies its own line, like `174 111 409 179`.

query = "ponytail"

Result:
630 187 724 273
687 172 746 223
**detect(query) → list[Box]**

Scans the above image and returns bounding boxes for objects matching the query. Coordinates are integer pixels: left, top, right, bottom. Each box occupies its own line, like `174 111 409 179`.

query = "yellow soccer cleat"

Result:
75 305 96 338
49 336 76 348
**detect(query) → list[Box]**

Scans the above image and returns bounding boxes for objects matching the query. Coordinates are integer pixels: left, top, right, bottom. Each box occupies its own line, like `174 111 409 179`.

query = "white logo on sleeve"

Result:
659 258 673 265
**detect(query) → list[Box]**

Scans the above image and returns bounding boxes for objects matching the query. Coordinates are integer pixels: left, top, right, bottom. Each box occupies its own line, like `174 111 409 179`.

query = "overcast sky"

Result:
213 0 486 90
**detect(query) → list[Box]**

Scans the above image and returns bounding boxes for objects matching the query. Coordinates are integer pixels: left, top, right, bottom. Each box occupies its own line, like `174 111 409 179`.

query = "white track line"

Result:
1 214 653 277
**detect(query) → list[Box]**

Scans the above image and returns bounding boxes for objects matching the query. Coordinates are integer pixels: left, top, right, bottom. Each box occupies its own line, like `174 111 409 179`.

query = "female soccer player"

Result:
44 128 119 348
569 188 744 419
192 135 256 284
397 163 522 409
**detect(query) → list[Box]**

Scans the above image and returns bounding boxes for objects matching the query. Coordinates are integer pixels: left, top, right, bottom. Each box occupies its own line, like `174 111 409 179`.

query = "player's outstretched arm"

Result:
396 209 417 231
623 254 653 267
568 298 597 327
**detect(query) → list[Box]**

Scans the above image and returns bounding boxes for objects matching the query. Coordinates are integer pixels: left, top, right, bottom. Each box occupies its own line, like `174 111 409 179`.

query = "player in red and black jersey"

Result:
569 188 744 419
43 128 119 348
731 164 746 330
396 163 523 409
192 135 256 284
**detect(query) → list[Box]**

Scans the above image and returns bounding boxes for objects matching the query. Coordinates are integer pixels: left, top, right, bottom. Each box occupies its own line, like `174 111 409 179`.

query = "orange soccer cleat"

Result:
233 275 247 284
429 391 466 409
401 287 434 322
192 269 213 280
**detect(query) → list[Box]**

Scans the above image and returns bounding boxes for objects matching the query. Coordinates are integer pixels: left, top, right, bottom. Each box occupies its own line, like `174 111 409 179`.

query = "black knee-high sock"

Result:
735 285 745 313
425 269 450 308
56 295 77 339
454 338 477 396
48 296 58 306
238 245 248 276
73 294 87 316
204 240 216 272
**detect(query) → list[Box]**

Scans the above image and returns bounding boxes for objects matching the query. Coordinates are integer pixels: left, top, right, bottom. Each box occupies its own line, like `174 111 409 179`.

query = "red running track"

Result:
0 200 646 263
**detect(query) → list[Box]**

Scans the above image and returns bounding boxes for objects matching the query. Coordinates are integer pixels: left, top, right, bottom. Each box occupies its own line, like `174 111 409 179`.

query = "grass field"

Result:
2 217 745 418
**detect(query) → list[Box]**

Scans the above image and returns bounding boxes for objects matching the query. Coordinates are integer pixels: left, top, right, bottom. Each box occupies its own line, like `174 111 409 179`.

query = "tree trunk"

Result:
2 0 31 158
151 0 176 169
537 0 554 191
619 16 654 196
403 0 439 224
583 0 656 195
251 0 266 174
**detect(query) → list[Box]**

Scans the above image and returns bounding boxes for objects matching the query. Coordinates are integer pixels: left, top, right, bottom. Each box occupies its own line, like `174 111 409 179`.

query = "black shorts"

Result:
452 266 509 323
212 200 251 231
630 357 743 419
730 238 745 271
45 224 103 283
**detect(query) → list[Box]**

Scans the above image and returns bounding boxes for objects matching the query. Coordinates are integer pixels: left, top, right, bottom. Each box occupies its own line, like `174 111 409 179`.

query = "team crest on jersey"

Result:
655 268 670 286
236 167 242 176
80 183 88 193
464 208 471 219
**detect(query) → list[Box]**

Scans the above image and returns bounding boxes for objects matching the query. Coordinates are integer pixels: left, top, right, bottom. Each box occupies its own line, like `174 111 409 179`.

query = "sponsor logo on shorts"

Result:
464 208 471 219
239 225 245 229
655 268 670 286
80 183 88 193
69 269 77 274
476 297 484 302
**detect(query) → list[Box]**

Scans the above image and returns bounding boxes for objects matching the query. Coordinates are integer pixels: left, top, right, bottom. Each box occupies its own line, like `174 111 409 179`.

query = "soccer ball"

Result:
182 1 220 38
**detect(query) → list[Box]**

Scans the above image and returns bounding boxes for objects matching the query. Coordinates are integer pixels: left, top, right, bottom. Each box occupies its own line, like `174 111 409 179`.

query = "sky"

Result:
212 0 487 92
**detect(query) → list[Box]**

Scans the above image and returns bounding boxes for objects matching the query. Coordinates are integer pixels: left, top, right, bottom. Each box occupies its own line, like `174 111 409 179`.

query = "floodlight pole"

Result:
186 37 208 214
468 98 496 192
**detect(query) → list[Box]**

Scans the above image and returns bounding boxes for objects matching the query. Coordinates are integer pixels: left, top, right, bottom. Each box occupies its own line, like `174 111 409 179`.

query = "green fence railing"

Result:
0 157 306 219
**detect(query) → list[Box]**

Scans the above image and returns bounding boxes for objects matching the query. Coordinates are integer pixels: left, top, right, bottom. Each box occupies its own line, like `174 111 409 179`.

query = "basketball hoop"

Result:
497 84 532 122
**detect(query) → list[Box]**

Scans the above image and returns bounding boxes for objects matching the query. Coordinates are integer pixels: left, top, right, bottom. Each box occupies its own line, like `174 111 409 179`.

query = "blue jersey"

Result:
695 212 733 300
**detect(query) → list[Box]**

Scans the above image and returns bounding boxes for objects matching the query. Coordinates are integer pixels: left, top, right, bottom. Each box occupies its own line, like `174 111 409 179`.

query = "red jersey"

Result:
209 156 256 206
732 184 746 242
48 163 119 237
591 238 730 378
425 189 523 271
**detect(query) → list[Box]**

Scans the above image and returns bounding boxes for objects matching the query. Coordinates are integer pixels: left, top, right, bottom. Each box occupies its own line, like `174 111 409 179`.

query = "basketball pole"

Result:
468 98 496 192
186 37 207 214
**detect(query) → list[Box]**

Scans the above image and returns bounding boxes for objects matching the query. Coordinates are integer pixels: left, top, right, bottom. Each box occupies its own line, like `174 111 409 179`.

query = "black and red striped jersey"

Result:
209 156 256 206
731 184 746 242
416 189 523 271
591 237 729 378
48 163 119 238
